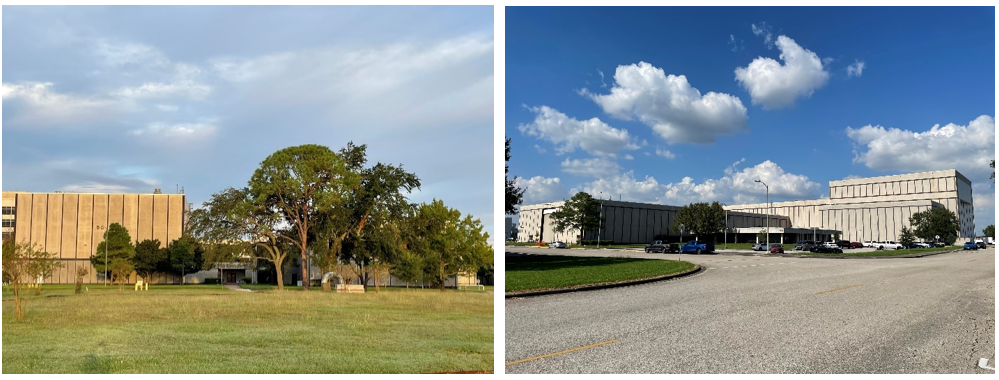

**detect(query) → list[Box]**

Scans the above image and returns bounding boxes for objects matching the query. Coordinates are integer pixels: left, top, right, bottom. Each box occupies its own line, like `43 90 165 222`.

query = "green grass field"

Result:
506 255 696 292
2 284 493 374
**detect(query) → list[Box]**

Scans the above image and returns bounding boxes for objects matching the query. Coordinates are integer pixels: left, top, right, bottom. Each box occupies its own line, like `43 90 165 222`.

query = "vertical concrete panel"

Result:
93 195 109 252
138 195 154 242
16 193 33 245
123 194 139 245
153 195 168 245
31 194 48 250
77 194 94 259
108 194 124 229
168 195 184 244
61 194 78 259
46 194 63 258
613 208 624 243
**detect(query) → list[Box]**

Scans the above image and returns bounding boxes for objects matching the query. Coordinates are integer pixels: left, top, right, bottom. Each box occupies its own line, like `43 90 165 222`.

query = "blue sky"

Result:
2 6 496 241
506 6 995 230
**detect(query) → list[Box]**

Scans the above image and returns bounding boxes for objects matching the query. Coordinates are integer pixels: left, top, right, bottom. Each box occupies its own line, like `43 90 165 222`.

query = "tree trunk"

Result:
35 284 41 296
75 279 82 294
276 267 285 291
13 283 23 321
300 239 309 291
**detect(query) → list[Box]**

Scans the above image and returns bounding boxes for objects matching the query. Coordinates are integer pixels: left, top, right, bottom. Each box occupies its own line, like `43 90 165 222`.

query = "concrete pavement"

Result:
505 246 995 373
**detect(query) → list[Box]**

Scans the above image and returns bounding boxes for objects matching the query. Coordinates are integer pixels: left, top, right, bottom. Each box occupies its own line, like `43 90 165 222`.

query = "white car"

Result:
548 241 567 249
875 241 903 250
752 243 769 251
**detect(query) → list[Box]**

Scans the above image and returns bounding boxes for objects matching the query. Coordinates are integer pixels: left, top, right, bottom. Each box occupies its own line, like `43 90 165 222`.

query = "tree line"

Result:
189 143 493 291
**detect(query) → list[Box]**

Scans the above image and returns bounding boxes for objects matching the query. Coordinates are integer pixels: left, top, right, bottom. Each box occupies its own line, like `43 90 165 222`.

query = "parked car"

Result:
849 242 864 249
769 244 784 254
863 241 875 248
752 243 769 251
645 240 679 253
795 241 818 251
548 241 567 249
811 243 843 254
835 240 852 248
681 240 715 254
975 241 986 249
963 242 978 250
875 241 903 250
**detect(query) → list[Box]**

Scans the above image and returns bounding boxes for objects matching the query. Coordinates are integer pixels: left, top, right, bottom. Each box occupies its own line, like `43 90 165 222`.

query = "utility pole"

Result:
755 179 769 247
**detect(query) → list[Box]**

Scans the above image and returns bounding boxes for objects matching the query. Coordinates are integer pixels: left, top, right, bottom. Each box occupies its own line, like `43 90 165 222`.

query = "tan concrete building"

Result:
2 190 188 284
724 169 974 243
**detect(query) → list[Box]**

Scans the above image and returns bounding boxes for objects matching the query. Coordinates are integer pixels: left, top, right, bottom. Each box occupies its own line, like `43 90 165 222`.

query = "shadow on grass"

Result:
81 353 122 374
507 255 662 272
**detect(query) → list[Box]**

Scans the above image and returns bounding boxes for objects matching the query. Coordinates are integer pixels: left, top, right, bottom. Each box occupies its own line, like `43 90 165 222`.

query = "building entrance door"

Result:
225 271 238 284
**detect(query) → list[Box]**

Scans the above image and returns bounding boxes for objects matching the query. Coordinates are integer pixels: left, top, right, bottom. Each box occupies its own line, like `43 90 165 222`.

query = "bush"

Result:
203 277 220 284
580 240 614 245
241 276 253 284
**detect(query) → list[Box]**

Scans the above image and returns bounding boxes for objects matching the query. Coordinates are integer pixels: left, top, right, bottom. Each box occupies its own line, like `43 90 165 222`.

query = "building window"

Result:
2 219 14 228
1 231 9 241
1 206 14 215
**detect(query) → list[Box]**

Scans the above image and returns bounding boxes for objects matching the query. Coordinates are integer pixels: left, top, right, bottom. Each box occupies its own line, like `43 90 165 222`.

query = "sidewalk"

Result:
224 284 252 292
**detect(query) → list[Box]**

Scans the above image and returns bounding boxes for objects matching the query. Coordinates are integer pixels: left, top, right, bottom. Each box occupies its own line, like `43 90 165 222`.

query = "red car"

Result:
769 244 784 254
849 242 863 249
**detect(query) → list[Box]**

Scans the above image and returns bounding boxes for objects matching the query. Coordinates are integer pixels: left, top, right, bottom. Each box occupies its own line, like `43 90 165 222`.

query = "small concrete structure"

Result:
336 284 365 293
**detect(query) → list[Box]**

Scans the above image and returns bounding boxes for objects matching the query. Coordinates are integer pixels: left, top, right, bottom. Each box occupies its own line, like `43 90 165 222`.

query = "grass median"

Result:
506 255 696 293
3 284 492 373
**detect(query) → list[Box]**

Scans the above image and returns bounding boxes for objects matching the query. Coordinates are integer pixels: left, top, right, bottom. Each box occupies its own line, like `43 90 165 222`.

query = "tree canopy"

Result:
505 138 525 215
405 199 492 291
909 207 960 244
548 192 601 242
983 225 994 239
90 223 136 282
673 202 726 239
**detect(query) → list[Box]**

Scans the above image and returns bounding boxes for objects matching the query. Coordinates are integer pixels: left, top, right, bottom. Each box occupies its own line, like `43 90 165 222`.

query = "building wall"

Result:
3 191 188 285
725 170 973 242
518 200 788 245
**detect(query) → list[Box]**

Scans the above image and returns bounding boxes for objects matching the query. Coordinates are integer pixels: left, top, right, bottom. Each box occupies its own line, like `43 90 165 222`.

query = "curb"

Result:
782 248 964 259
505 264 702 298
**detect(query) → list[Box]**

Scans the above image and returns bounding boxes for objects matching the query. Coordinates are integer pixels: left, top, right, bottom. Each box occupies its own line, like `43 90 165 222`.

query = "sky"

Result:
2 6 496 242
506 6 995 231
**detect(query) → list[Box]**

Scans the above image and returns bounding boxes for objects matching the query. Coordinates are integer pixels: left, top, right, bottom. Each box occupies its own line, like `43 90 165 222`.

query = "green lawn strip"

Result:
3 287 492 373
795 246 962 257
506 255 696 292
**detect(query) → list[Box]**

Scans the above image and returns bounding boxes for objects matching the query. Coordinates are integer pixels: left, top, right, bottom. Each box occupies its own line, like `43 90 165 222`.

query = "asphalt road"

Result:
505 246 995 373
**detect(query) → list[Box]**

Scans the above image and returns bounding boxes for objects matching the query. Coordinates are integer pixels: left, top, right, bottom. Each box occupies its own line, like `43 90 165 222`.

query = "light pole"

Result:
597 202 604 249
755 180 769 247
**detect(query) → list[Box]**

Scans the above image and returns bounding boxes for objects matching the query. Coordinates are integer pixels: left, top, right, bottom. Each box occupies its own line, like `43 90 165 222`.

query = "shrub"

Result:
203 277 220 284
241 276 253 284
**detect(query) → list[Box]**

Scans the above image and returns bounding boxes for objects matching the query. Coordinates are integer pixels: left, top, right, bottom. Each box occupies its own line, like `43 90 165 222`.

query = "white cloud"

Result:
113 80 211 100
516 176 569 204
845 115 996 182
655 148 676 159
560 157 621 178
61 182 136 194
575 160 821 206
735 35 829 109
533 144 547 154
130 121 218 140
847 60 866 78
518 105 639 156
93 40 169 68
842 174 862 180
2 82 118 126
157 104 179 112
584 62 748 144
751 22 775 49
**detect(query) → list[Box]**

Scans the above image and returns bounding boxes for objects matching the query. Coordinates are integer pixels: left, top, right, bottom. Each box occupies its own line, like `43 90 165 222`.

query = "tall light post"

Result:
755 180 769 247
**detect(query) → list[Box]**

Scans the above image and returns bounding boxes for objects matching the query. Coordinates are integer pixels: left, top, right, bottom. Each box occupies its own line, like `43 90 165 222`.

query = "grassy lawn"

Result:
506 255 696 292
3 284 492 373
795 246 961 257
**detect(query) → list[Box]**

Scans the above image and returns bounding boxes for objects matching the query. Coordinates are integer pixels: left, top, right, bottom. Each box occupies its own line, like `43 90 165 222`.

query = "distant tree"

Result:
28 253 63 296
90 223 136 283
406 200 492 291
133 239 167 285
168 236 202 283
2 241 58 321
991 160 995 181
673 202 726 241
909 208 960 245
109 258 134 293
549 192 601 244
898 226 916 248
505 138 526 215
392 250 426 289
833 232 840 241
75 266 89 294
984 225 995 239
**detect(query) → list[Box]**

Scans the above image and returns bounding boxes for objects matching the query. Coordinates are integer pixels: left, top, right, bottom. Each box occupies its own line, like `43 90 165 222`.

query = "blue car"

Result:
963 242 978 250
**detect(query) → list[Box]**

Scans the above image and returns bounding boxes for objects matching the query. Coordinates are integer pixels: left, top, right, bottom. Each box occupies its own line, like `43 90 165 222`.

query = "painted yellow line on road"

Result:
506 339 618 366
816 284 863 295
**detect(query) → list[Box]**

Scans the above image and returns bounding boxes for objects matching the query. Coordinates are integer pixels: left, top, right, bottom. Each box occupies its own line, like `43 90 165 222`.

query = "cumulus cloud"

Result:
735 35 829 109
575 159 821 206
518 105 639 156
113 80 211 100
847 60 866 78
655 148 676 159
560 157 621 178
583 62 748 144
2 82 119 126
516 176 569 204
845 115 996 182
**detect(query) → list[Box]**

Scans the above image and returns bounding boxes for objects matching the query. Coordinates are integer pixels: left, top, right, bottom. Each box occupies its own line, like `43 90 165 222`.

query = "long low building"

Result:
516 169 973 245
